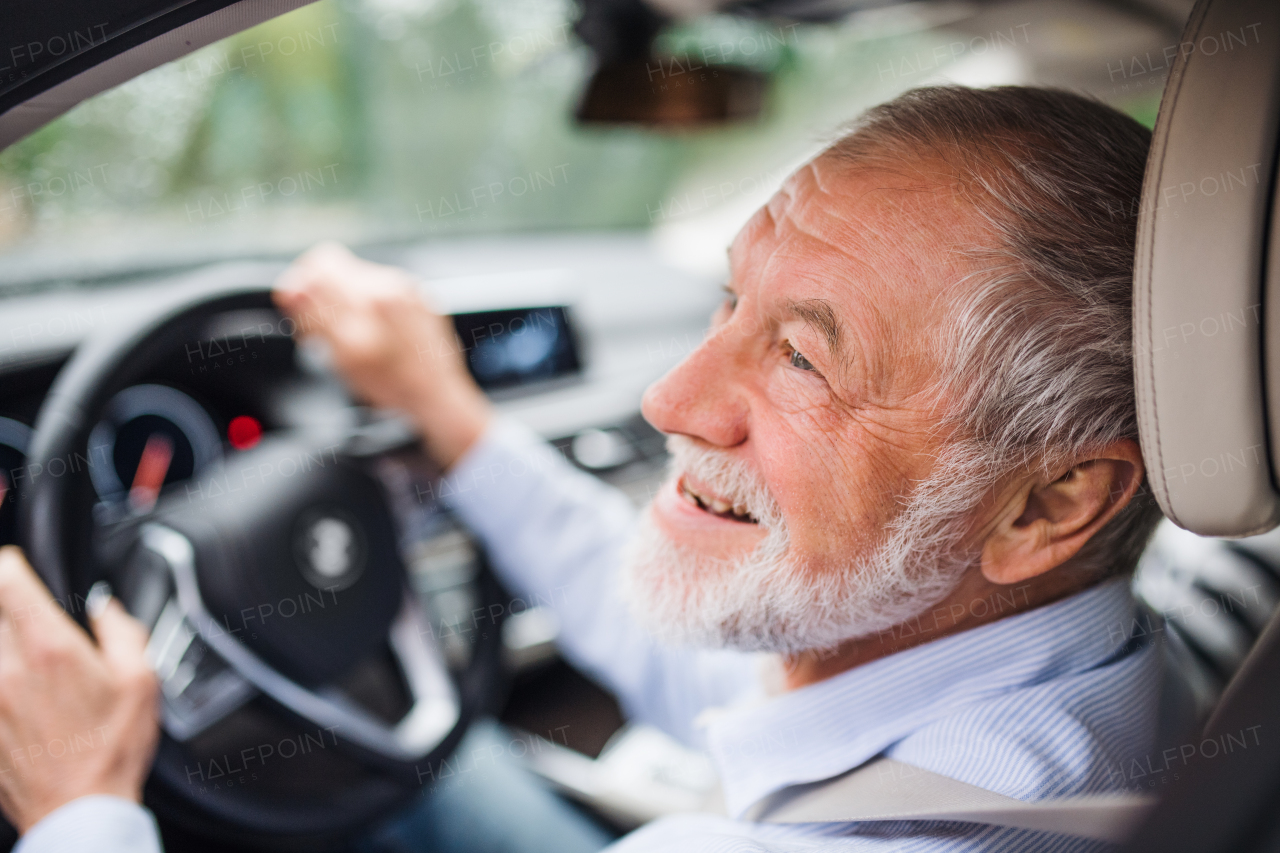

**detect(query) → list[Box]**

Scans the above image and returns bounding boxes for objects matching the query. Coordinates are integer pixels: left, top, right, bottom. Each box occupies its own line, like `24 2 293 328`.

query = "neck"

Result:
777 567 1094 690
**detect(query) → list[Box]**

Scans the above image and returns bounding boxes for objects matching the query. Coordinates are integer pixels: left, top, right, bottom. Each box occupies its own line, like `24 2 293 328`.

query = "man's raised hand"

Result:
273 242 491 470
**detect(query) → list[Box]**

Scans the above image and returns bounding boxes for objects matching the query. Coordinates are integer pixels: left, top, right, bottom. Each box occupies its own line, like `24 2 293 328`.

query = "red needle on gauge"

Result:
129 433 174 512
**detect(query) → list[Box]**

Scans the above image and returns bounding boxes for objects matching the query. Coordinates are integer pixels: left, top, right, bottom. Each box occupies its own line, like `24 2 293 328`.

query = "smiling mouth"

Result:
679 475 758 524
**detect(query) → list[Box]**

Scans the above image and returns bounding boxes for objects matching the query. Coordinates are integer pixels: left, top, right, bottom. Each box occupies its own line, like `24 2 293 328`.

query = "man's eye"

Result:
789 346 815 371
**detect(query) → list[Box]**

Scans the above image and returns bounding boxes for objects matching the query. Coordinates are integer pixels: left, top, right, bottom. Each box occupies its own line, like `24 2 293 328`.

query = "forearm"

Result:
439 420 646 670
408 356 493 472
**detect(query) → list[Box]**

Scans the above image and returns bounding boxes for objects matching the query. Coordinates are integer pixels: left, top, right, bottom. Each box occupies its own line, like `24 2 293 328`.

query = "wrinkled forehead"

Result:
729 152 984 362
770 151 971 263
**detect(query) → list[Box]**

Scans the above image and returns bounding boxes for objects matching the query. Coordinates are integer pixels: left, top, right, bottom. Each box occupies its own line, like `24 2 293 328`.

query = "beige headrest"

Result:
1134 0 1280 536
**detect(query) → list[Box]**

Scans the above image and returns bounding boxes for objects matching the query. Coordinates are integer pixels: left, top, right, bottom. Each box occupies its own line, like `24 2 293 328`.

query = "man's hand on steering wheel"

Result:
0 547 159 834
273 242 492 470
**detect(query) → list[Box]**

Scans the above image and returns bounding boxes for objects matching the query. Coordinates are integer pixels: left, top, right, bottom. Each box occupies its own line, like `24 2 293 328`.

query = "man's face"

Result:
629 154 987 651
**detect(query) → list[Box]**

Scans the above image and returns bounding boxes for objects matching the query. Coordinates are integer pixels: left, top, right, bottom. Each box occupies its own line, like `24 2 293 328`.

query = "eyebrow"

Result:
786 298 849 373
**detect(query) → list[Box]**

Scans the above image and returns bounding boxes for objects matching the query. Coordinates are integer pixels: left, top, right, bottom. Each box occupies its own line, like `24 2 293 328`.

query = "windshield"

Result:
0 0 1162 292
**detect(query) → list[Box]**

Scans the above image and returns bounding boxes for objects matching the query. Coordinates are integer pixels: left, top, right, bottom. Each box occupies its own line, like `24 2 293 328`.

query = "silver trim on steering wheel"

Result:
140 523 460 761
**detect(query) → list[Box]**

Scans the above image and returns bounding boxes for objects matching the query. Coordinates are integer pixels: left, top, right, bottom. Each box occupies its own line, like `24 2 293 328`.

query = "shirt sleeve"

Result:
14 796 162 853
438 419 758 744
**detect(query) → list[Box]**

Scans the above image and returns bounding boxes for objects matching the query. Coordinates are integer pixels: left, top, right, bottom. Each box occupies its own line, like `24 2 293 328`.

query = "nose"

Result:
642 325 749 449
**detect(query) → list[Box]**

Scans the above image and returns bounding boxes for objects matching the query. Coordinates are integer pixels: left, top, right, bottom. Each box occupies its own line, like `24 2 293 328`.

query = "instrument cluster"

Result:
0 302 585 546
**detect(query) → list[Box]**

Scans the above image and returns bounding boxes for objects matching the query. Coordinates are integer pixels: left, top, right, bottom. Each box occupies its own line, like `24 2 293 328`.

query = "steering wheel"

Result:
16 272 507 850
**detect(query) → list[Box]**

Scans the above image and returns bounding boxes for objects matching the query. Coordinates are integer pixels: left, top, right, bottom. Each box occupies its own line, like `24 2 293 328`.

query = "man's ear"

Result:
981 439 1145 585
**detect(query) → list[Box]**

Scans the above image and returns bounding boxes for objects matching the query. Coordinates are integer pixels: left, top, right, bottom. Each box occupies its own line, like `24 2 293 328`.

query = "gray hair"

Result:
827 85 1163 579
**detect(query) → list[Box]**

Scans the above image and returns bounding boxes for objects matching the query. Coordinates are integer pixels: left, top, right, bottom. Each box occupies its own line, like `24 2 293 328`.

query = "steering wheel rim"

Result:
16 268 507 849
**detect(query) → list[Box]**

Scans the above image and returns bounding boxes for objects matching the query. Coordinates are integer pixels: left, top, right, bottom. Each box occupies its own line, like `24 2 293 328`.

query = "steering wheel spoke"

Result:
146 597 258 741
139 523 461 763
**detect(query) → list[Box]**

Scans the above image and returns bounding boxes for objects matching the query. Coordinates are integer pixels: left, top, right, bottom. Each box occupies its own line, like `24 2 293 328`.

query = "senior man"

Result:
0 85 1169 852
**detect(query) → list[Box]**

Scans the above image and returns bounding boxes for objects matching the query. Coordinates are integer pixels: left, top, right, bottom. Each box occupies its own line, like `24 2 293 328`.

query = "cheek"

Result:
754 398 913 564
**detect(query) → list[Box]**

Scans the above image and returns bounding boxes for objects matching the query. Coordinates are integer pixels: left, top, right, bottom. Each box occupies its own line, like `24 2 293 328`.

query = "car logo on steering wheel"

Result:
293 508 366 591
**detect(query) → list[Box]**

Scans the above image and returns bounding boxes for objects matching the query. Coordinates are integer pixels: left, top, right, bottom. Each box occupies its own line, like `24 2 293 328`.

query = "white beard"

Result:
620 435 981 654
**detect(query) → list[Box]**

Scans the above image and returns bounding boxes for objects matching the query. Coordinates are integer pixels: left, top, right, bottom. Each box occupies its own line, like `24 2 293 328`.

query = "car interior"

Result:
3 0 1280 850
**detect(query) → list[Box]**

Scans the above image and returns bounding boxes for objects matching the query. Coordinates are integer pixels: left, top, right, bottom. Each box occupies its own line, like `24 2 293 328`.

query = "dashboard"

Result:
0 300 594 546
0 234 717 565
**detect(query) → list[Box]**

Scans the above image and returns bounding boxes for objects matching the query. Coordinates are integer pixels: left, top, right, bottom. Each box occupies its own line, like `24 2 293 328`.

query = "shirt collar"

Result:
704 578 1138 817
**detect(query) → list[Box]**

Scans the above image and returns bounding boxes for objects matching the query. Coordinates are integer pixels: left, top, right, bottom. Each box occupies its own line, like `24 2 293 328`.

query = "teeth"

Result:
679 477 755 522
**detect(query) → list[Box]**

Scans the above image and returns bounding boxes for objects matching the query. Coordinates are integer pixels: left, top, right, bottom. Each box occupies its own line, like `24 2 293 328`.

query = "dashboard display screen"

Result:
452 306 581 392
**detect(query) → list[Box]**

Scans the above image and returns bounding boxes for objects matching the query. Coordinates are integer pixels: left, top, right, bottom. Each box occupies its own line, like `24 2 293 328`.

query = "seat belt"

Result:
744 757 1157 843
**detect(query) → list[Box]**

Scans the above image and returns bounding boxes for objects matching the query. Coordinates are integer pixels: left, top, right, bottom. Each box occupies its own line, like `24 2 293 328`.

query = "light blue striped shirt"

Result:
17 419 1169 852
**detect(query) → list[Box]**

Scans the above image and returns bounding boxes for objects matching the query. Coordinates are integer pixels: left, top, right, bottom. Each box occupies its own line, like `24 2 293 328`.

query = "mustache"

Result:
664 434 784 531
